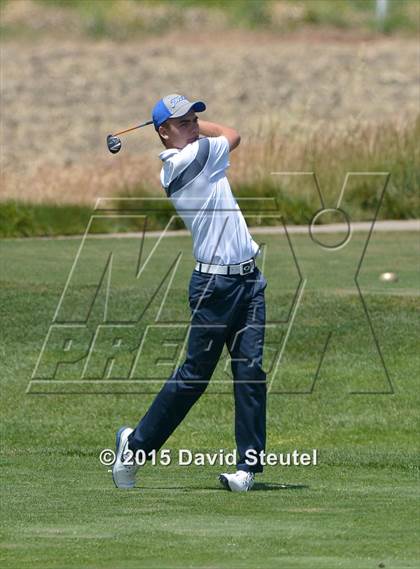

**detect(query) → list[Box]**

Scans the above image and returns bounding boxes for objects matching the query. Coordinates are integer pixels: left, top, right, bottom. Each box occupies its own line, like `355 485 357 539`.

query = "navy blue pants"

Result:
128 266 268 473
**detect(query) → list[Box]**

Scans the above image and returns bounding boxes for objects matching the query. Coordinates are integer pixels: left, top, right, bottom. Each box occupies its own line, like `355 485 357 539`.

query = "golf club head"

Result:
107 134 122 154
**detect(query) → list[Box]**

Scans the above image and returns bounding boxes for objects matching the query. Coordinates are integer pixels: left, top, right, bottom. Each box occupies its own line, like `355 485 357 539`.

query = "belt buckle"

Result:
239 259 253 276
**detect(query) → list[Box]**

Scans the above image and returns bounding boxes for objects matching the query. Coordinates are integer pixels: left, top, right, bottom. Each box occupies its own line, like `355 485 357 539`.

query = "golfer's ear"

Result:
158 125 169 141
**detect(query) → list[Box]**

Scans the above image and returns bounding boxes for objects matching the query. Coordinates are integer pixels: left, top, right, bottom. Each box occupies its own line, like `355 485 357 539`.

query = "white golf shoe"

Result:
219 470 255 492
112 426 139 489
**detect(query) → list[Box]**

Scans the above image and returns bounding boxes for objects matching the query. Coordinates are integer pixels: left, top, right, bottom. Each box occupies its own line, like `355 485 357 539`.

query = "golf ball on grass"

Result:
379 272 398 283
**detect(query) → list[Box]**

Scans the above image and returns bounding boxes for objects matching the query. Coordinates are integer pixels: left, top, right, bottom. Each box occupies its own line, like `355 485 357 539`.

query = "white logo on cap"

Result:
170 95 186 108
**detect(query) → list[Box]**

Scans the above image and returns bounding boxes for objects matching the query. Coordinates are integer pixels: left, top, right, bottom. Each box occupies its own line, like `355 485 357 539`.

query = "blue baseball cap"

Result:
152 93 206 131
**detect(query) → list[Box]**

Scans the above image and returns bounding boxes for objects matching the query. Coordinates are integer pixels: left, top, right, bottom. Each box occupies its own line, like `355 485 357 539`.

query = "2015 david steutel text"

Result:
118 448 318 467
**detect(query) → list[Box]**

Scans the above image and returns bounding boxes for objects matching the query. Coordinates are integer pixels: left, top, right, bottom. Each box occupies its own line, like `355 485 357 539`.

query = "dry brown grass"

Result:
232 113 418 178
1 153 159 204
1 29 418 205
2 113 417 211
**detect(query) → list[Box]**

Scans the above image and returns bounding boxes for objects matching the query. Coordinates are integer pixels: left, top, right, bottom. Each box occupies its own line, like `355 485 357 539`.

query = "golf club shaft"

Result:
113 120 153 137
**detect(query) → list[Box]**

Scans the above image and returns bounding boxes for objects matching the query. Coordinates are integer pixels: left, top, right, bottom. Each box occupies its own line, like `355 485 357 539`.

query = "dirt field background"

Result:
1 11 419 204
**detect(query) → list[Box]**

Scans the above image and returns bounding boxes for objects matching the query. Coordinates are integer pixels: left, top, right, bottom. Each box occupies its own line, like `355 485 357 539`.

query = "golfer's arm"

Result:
198 120 241 151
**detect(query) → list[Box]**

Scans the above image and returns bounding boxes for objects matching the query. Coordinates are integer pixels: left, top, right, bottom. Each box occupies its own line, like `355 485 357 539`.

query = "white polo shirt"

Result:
159 136 260 265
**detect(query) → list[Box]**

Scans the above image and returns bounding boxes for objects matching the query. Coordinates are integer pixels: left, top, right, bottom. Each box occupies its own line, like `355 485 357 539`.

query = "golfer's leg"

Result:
128 309 226 455
228 281 267 473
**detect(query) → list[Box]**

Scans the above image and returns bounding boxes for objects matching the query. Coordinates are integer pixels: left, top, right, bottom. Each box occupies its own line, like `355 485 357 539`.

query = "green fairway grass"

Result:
0 230 419 568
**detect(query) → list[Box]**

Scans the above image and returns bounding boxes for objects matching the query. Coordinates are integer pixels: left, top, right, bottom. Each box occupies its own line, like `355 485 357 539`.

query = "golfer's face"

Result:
165 110 199 149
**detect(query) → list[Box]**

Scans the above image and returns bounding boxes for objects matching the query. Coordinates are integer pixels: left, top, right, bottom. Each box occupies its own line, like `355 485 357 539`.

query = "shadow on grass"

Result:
253 482 308 491
135 483 308 492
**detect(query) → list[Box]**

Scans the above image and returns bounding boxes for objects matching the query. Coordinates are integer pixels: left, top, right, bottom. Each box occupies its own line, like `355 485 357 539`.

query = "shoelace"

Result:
237 472 254 485
121 443 138 472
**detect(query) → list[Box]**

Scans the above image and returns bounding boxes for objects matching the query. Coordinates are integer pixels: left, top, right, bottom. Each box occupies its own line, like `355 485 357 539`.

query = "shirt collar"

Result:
159 148 180 161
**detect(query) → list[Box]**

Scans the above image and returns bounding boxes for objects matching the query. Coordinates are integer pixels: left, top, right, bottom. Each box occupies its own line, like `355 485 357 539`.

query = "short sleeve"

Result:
160 146 195 189
207 135 230 179
161 160 174 188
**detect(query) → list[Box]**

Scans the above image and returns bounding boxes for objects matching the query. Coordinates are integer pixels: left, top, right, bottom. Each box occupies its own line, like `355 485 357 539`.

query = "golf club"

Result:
107 119 153 154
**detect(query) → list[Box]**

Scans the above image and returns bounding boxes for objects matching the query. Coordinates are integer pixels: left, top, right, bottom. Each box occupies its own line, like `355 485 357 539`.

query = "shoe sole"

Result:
218 474 232 491
112 426 130 489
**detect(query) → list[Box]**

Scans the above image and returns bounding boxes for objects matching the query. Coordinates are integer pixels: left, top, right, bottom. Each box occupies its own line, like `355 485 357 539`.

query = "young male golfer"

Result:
112 94 268 492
